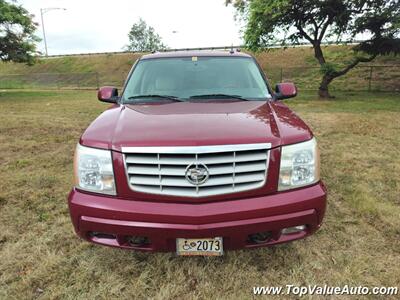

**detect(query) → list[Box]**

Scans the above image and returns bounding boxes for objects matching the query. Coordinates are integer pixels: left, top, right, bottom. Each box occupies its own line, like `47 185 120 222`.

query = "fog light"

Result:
127 236 150 246
248 231 272 244
281 225 306 235
89 232 116 239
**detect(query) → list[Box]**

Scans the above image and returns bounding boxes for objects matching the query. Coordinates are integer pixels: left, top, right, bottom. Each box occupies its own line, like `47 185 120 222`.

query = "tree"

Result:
226 0 400 98
0 0 39 64
125 18 167 52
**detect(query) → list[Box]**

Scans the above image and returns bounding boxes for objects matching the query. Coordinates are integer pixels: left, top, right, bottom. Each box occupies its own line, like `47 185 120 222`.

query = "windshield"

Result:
122 56 271 102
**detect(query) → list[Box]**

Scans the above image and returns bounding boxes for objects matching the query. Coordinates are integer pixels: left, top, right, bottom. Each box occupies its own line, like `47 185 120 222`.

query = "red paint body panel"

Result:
69 182 326 251
80 101 312 151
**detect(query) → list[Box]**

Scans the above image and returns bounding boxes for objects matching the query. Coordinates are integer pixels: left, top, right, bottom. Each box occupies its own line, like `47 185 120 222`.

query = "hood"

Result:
80 100 312 151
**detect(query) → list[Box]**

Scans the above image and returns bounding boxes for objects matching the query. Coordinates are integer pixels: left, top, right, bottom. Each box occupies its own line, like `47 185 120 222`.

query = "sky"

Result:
18 0 244 55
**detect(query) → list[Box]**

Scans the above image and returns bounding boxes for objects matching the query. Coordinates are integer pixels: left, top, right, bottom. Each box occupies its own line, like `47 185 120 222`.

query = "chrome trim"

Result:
232 151 236 188
122 143 270 198
75 186 117 196
157 153 162 192
121 143 272 154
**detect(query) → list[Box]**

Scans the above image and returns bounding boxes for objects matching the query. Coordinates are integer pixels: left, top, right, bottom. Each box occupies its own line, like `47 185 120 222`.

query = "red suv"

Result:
68 50 326 256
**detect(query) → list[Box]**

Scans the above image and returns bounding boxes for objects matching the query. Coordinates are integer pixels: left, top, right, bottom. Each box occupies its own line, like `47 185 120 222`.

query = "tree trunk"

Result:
312 42 335 98
318 74 334 99
313 43 326 65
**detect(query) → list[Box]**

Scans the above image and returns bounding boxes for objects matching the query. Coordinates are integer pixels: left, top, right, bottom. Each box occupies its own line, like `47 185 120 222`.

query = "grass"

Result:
0 90 399 299
0 45 399 91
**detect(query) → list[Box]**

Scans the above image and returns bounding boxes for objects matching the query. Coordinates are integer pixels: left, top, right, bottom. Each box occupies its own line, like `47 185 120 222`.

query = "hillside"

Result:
0 45 399 91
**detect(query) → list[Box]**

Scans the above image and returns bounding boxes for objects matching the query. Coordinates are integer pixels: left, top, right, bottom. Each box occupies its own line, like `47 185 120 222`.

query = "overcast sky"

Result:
18 0 244 55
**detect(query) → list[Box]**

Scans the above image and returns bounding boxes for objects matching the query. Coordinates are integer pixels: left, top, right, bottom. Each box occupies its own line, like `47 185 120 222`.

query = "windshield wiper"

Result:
126 94 185 102
188 94 251 101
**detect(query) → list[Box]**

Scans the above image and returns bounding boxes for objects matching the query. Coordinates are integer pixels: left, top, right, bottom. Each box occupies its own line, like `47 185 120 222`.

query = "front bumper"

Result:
68 182 327 252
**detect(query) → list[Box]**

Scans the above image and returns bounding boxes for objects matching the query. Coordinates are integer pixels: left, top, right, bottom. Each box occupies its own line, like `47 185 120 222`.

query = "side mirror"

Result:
98 86 119 103
275 82 297 100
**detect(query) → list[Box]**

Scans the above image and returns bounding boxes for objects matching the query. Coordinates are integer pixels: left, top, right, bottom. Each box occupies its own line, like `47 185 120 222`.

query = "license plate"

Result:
176 237 223 256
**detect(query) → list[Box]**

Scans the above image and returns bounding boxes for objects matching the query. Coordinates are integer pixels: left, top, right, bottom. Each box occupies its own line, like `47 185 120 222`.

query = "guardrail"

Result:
41 40 365 59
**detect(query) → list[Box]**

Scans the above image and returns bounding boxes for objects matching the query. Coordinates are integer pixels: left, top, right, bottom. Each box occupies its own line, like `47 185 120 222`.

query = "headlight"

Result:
74 144 116 195
278 137 320 191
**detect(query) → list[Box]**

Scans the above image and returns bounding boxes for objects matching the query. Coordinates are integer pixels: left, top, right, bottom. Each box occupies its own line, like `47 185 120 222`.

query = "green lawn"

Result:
1 45 399 92
0 90 399 299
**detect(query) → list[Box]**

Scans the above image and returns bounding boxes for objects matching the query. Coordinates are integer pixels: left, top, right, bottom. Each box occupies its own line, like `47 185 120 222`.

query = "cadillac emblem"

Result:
185 163 210 185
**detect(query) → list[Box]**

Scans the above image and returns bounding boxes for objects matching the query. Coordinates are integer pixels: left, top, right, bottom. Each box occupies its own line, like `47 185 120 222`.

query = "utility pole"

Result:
40 8 67 56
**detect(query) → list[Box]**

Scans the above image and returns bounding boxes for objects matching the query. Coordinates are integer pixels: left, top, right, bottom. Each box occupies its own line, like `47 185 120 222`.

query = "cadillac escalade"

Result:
68 50 327 256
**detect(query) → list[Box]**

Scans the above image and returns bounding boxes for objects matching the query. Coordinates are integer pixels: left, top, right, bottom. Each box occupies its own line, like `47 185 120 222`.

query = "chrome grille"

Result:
123 143 270 197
